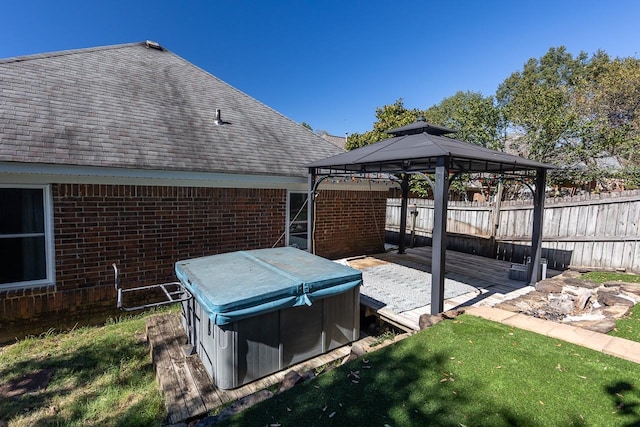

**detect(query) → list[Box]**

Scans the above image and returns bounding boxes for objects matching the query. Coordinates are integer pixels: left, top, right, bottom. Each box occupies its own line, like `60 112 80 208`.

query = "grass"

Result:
2 271 639 426
218 314 640 427
581 271 640 342
581 271 640 285
0 310 168 427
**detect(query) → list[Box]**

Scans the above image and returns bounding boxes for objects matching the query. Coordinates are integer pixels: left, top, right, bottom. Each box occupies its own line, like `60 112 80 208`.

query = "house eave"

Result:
0 162 307 190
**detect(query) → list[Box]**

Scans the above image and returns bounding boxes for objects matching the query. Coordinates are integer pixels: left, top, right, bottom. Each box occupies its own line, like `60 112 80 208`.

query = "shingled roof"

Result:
0 41 343 178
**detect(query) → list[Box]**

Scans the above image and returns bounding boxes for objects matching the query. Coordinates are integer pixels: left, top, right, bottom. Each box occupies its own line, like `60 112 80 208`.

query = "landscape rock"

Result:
562 278 600 289
564 318 616 334
548 294 575 315
343 343 367 363
278 370 304 393
620 283 640 296
573 289 592 311
419 314 443 330
442 308 465 319
534 281 564 293
602 305 631 319
496 270 637 334
493 301 522 313
620 290 640 303
598 293 635 307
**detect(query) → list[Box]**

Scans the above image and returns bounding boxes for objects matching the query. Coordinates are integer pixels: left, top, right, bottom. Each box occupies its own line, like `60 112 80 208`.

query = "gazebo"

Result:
306 118 555 315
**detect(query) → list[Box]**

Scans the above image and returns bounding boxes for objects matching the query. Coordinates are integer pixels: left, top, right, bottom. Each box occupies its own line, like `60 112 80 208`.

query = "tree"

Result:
573 55 640 164
346 99 421 150
496 46 586 163
423 91 505 150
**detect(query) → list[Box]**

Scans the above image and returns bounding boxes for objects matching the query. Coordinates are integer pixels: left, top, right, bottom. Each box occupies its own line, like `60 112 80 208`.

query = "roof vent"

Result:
145 40 163 50
214 109 222 126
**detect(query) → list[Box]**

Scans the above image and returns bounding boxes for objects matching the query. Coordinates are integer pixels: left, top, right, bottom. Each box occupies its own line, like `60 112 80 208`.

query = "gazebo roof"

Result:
307 119 553 174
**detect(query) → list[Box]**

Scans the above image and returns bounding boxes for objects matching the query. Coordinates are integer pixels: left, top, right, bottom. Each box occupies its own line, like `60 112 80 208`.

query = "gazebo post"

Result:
528 168 546 284
398 174 410 254
431 156 449 314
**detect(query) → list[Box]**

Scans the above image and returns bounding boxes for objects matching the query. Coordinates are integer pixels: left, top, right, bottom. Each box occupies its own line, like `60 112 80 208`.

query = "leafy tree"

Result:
346 99 421 150
572 55 640 164
424 91 505 150
300 121 313 131
496 46 586 163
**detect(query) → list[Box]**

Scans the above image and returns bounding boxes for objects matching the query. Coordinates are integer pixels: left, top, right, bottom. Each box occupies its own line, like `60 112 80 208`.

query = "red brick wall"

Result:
0 184 287 342
0 184 388 343
314 189 387 259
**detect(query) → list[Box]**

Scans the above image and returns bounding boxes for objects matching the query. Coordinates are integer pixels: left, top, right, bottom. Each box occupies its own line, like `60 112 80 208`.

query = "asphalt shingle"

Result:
0 42 344 178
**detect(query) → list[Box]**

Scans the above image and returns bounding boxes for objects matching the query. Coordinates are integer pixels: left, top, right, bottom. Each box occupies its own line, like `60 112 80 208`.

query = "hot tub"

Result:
175 247 362 390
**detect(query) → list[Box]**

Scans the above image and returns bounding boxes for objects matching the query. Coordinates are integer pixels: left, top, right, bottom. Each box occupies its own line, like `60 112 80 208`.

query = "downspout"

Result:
308 168 316 254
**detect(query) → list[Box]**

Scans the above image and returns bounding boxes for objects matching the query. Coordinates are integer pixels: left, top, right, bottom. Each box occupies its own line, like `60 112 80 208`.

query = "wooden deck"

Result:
353 246 560 331
146 312 403 424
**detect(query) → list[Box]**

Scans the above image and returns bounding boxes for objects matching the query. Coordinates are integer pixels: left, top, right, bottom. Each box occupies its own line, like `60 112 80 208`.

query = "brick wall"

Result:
0 184 287 342
314 189 387 259
0 183 388 343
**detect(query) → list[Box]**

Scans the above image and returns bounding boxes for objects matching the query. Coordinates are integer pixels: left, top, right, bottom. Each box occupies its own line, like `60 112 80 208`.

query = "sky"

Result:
2 1 640 137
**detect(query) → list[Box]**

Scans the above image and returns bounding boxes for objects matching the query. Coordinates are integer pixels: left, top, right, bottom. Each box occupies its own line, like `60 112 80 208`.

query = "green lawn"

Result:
218 314 640 427
2 271 640 426
0 311 167 427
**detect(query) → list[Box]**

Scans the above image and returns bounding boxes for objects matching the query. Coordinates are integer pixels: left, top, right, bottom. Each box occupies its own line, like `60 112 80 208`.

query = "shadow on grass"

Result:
221 346 552 427
606 381 640 427
0 329 161 426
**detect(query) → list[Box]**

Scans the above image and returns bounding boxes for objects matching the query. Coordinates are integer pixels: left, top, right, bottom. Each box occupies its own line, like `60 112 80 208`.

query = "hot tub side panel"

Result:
183 285 360 390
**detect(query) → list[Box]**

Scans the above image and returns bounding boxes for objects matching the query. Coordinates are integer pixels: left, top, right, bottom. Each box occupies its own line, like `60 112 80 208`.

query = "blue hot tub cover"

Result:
175 247 362 325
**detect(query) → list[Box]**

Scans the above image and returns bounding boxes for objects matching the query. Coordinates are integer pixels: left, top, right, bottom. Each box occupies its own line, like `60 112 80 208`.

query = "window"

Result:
286 191 309 250
0 185 54 289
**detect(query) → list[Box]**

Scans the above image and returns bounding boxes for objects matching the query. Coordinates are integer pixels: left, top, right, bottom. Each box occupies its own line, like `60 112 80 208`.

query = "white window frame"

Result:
0 184 55 290
286 191 309 251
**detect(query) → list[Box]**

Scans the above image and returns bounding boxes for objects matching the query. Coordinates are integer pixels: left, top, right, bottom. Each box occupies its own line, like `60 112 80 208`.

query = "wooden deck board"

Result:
147 313 376 424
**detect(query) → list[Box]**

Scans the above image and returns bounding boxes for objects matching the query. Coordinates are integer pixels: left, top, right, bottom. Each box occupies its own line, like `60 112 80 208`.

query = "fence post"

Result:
490 181 504 258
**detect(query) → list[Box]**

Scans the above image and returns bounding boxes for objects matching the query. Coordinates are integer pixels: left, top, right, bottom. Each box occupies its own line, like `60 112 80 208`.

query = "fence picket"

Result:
386 190 640 272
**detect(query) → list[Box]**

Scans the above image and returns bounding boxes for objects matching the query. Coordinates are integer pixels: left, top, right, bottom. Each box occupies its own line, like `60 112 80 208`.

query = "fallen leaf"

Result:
495 366 502 369
440 378 449 383
329 411 336 418
539 401 544 405
578 375 587 379
450 356 455 360
362 358 369 364
322 405 328 412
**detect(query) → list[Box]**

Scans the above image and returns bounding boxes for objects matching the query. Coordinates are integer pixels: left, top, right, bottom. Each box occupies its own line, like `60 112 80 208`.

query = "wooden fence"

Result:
386 190 640 272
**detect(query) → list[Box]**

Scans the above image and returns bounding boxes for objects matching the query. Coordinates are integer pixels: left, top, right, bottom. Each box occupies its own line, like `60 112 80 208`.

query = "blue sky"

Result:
2 1 639 136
